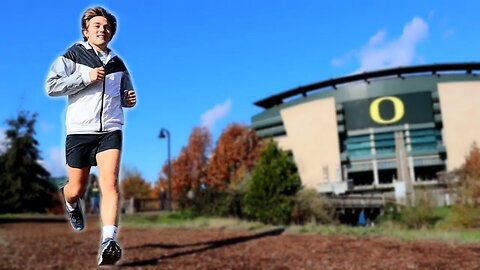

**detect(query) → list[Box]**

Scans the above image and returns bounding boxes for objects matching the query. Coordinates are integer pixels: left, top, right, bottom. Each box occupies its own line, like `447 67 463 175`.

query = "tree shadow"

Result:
120 227 285 267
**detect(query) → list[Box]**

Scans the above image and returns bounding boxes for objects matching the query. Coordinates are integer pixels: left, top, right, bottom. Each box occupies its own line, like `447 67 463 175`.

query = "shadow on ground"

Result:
0 215 66 224
120 227 285 267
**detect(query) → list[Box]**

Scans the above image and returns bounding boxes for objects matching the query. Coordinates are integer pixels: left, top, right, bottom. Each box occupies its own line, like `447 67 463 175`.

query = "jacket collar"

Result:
78 41 117 59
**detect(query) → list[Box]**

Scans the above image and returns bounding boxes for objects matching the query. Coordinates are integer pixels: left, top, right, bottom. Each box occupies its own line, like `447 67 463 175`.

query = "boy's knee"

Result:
67 186 85 201
101 178 119 193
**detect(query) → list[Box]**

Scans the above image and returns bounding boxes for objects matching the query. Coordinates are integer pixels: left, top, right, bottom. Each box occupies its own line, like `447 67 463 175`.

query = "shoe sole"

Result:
98 241 122 266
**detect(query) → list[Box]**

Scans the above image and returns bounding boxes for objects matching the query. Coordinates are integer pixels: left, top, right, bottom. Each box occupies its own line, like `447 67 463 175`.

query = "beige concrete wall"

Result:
438 81 480 171
279 98 341 189
274 135 292 151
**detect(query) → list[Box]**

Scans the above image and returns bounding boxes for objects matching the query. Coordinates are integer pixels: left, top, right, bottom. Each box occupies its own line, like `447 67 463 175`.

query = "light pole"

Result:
159 128 172 211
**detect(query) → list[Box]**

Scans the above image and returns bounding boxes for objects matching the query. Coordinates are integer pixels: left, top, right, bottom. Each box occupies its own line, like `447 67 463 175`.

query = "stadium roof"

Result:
254 62 480 109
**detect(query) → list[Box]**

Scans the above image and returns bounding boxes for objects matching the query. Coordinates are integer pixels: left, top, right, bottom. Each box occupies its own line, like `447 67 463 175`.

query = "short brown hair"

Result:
81 6 117 41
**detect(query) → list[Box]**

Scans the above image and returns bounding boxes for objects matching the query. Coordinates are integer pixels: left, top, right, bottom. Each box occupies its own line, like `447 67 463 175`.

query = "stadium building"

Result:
252 63 480 207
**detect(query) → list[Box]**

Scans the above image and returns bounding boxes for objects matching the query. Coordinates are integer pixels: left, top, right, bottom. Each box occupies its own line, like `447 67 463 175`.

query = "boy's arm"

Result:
45 56 92 97
120 70 136 107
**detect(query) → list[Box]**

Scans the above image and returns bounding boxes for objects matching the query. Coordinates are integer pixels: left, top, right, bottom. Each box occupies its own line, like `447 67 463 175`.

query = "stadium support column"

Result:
370 129 379 186
372 160 379 186
395 130 414 206
404 125 416 182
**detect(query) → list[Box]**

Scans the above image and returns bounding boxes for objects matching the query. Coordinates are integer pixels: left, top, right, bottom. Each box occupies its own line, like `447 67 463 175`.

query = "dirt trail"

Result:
1 219 479 269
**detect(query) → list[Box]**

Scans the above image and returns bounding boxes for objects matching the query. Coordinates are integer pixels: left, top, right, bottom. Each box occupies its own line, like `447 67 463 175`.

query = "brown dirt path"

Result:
1 218 480 269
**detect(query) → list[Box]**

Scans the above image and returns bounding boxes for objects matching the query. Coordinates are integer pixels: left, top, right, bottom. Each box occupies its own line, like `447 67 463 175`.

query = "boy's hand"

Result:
90 67 105 82
124 90 136 106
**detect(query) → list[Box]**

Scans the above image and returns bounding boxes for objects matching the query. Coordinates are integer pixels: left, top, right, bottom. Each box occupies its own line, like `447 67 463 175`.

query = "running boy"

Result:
45 6 136 266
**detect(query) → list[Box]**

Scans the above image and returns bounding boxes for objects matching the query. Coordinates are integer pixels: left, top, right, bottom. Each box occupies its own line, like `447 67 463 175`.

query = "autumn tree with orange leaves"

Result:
170 126 212 207
207 123 263 190
120 167 153 200
444 143 480 228
152 162 169 198
463 143 480 178
458 143 480 203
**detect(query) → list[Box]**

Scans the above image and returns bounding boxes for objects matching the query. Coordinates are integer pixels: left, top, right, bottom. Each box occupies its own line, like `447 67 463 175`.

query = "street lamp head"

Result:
159 128 168 139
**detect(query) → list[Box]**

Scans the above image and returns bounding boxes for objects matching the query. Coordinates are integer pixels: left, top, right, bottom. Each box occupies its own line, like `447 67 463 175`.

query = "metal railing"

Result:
122 198 166 214
330 194 385 209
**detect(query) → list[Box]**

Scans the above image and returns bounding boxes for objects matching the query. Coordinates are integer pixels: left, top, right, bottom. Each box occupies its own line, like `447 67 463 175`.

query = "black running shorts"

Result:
66 130 122 168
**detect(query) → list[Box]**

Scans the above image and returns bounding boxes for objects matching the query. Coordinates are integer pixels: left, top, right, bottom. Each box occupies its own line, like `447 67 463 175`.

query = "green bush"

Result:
292 188 335 225
243 140 301 225
186 188 244 218
400 205 442 229
398 193 442 229
377 202 402 224
449 204 480 228
377 195 443 229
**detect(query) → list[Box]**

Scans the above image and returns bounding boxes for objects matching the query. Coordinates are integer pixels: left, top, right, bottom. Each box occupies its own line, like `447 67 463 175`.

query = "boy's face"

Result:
83 16 112 50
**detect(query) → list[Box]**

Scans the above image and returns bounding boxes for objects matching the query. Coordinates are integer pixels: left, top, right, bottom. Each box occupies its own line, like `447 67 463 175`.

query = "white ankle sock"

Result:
65 200 78 212
102 225 118 242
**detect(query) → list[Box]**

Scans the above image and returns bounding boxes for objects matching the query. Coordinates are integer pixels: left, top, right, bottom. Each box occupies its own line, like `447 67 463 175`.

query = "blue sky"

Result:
1 0 479 182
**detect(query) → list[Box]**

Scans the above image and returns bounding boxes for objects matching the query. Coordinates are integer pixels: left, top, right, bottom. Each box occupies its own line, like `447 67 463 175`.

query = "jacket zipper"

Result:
92 48 107 132
99 72 106 132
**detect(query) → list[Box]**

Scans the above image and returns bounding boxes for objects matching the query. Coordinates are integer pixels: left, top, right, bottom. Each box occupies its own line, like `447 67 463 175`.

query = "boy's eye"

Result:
91 25 110 31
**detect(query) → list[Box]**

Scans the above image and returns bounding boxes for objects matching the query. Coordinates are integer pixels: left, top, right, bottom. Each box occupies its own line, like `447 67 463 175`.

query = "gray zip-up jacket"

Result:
46 41 134 134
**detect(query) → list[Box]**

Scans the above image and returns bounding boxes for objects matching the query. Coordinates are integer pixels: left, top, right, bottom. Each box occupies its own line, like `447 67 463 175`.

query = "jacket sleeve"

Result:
45 56 92 96
120 69 136 107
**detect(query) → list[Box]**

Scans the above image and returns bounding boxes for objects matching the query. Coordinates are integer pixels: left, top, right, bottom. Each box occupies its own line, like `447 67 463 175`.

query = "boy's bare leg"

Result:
96 149 122 265
96 149 121 226
63 166 90 231
65 166 90 203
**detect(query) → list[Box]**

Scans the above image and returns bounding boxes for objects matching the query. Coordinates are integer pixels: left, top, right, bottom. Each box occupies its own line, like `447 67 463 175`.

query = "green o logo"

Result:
369 96 405 124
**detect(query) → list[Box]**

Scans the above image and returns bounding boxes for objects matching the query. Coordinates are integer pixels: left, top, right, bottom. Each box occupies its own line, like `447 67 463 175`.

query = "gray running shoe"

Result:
61 188 85 231
98 238 122 266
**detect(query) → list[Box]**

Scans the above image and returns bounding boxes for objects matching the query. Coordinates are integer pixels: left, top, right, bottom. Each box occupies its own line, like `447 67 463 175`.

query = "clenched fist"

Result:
124 90 136 106
90 67 105 82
